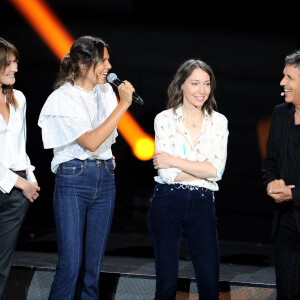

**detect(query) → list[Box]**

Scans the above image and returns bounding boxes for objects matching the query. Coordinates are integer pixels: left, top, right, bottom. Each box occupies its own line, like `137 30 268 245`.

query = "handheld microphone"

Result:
107 73 144 105
281 92 285 96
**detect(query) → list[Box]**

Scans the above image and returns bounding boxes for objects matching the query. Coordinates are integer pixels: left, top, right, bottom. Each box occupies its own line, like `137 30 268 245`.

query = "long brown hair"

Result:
167 59 217 115
0 37 19 110
54 36 109 89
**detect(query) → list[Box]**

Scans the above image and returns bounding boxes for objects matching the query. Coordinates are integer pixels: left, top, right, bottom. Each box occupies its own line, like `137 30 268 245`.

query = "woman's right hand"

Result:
118 80 134 107
15 176 41 202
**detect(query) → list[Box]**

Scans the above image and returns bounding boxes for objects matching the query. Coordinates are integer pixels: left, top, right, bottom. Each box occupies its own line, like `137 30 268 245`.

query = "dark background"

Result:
1 0 299 249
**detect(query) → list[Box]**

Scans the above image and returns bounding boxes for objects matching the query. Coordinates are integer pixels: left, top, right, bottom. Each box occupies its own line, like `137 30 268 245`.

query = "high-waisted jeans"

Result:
48 159 115 300
147 183 219 300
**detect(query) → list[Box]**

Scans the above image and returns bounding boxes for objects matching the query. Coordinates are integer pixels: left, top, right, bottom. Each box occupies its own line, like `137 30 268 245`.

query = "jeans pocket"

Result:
105 159 114 176
57 162 83 178
155 183 175 197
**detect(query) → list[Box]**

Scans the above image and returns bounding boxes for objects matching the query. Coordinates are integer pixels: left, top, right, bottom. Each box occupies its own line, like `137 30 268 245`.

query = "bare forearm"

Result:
77 102 129 152
175 171 198 182
171 156 217 179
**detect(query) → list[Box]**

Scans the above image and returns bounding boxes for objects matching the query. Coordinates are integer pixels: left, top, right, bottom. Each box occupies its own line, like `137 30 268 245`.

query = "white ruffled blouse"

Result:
154 106 229 191
38 82 118 173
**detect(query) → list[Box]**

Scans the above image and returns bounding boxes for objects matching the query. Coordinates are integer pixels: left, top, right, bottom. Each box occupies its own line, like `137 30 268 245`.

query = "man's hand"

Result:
267 179 295 203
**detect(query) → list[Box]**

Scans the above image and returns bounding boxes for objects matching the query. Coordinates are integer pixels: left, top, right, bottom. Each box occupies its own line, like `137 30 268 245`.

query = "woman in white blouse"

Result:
38 36 134 300
0 37 40 299
148 59 228 300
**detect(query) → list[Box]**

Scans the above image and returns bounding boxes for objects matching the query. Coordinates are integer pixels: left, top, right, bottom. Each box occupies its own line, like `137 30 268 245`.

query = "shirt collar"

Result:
173 105 209 120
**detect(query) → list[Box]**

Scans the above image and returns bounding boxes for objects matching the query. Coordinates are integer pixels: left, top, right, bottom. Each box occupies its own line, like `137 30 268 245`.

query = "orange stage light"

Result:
9 0 155 161
9 0 73 60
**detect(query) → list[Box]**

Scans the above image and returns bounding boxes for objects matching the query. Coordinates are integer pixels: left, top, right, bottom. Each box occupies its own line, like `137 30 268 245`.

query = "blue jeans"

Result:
49 159 115 300
147 183 219 300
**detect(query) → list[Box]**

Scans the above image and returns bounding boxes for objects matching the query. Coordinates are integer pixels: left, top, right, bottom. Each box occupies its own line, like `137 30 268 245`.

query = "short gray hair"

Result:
285 49 300 75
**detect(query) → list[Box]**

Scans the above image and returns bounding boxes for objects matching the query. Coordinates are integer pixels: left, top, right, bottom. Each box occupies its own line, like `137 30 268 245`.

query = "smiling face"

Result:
81 47 111 90
0 52 18 88
280 64 300 107
181 68 211 108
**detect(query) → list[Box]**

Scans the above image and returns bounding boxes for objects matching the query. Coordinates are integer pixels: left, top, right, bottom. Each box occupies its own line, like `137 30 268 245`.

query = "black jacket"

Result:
262 102 300 237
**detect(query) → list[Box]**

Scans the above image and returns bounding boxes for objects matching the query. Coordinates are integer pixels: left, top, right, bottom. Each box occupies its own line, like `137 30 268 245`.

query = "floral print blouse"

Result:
154 106 228 191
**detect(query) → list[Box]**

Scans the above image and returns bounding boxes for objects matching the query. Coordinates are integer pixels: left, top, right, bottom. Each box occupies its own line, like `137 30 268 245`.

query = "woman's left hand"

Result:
153 151 174 169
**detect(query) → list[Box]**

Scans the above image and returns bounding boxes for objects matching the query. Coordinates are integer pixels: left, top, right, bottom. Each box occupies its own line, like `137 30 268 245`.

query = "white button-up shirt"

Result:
0 90 36 193
38 82 118 173
154 106 228 191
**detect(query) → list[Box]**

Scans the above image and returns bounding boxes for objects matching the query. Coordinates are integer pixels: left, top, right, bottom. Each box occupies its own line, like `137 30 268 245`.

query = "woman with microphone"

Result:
38 36 134 300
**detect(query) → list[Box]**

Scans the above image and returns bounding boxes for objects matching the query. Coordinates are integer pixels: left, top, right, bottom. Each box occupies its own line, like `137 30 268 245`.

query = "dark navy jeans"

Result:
147 183 219 300
49 159 115 300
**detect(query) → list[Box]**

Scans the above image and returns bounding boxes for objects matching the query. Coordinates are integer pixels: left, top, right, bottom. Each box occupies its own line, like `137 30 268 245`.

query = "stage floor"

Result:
13 232 276 286
10 232 276 299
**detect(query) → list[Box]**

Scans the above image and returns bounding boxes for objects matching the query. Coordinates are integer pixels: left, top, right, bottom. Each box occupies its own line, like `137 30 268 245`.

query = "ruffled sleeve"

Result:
38 85 92 149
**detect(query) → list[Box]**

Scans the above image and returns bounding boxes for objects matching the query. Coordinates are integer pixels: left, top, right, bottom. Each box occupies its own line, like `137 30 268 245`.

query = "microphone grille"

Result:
107 73 117 83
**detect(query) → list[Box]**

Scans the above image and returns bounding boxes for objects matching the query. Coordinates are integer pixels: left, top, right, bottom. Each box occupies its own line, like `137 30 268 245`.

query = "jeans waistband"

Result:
67 158 111 166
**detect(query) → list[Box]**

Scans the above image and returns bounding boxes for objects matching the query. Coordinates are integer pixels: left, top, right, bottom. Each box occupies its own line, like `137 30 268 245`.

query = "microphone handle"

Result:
110 79 144 105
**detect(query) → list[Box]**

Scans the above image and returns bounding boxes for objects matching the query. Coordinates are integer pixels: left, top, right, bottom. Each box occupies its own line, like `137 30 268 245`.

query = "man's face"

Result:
280 64 300 107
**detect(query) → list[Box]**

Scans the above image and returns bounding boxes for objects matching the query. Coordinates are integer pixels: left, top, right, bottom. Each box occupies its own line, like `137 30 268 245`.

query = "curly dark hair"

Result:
54 36 109 89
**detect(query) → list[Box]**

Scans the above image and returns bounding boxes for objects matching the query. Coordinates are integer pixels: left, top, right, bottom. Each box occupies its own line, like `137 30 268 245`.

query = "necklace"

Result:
190 115 202 128
182 106 203 128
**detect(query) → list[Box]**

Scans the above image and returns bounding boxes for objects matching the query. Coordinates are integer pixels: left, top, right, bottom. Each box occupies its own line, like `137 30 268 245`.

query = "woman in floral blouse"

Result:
147 59 228 300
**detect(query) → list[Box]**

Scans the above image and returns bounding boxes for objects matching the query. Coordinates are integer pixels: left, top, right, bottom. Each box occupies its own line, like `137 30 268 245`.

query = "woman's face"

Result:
181 68 211 108
0 52 18 87
84 47 111 89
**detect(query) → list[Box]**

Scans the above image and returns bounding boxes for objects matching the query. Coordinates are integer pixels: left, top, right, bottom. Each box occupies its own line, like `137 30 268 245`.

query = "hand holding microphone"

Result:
107 73 144 105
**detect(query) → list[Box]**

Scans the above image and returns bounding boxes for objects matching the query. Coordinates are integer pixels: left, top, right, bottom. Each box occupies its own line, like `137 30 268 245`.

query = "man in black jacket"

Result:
262 49 300 300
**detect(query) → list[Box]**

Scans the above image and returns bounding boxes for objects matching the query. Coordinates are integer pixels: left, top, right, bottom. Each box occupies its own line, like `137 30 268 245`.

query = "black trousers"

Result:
0 187 29 300
275 207 300 300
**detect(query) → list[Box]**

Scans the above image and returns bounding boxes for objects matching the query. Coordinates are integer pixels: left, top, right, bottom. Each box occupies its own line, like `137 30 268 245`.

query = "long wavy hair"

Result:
167 59 217 115
54 36 109 89
0 37 19 110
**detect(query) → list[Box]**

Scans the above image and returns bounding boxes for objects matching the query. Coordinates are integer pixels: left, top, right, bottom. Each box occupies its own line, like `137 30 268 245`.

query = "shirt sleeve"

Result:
22 97 37 183
38 90 92 149
25 155 37 182
0 163 18 193
154 114 182 184
205 115 229 181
